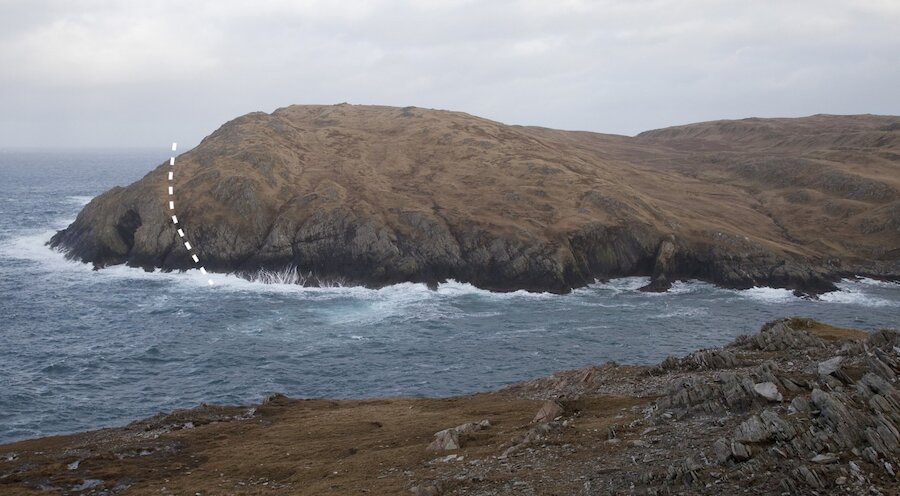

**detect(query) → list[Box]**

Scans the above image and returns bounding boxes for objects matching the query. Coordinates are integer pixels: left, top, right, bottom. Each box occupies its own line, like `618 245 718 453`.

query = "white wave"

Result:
202 272 378 297
736 286 796 303
574 324 610 331
667 280 708 295
464 311 503 317
6 228 897 311
590 276 650 293
0 229 222 289
492 326 548 337
0 235 415 298
1 229 79 266
206 274 552 304
248 266 310 285
567 298 636 308
66 196 94 206
845 277 900 289
732 280 898 307
434 280 554 299
574 277 708 298
649 307 708 319
0 235 490 325
819 286 897 308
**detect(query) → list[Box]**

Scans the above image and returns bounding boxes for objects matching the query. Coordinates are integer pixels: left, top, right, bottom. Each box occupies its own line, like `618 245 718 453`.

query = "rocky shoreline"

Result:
48 106 900 296
2 317 898 495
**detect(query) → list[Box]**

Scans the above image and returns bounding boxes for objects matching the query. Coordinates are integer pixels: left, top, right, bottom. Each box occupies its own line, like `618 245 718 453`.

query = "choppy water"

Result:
0 149 897 444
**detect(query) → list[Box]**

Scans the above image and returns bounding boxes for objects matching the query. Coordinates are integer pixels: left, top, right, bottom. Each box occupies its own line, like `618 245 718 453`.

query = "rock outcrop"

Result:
642 320 900 494
427 420 491 451
50 105 900 294
639 234 677 292
481 318 900 495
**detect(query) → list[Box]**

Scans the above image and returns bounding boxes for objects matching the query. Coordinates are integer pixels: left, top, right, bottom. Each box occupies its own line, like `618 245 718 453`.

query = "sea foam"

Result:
2 227 897 311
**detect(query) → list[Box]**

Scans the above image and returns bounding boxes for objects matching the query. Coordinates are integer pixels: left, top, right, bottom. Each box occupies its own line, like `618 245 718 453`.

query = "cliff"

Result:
50 105 900 294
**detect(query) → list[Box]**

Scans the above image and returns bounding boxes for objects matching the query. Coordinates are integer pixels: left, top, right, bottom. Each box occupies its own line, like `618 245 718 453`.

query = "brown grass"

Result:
787 317 868 341
118 106 898 281
0 392 648 495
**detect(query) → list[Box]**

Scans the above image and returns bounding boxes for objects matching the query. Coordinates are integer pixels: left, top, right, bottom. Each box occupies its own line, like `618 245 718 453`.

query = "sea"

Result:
0 149 897 444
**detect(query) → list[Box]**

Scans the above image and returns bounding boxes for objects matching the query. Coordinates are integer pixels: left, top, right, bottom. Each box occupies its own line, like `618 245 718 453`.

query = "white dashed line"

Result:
166 142 213 286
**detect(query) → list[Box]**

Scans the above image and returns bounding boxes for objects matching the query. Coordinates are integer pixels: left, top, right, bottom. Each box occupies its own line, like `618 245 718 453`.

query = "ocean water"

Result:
0 149 897 444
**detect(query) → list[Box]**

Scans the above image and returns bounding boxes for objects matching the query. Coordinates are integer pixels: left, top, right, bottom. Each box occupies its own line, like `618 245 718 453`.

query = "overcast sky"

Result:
1 0 898 149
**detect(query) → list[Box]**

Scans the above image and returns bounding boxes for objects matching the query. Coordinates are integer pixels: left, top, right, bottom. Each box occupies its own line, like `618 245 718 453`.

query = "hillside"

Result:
50 105 900 293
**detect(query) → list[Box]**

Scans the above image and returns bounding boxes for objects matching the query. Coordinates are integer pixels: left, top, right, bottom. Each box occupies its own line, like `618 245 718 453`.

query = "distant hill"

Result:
51 105 900 294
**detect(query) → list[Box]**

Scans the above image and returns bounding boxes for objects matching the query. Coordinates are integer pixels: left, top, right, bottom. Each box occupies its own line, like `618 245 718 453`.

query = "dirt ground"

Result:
0 390 646 495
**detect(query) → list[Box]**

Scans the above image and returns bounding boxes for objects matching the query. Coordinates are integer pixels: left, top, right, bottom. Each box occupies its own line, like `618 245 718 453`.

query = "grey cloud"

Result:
0 0 898 148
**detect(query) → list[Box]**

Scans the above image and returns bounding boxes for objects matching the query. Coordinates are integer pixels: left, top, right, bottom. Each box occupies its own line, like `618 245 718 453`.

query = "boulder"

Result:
759 409 796 441
810 453 839 464
532 400 564 423
753 382 783 402
409 482 443 496
712 438 732 464
788 396 811 415
427 419 491 451
427 429 460 451
731 441 753 461
734 415 770 443
818 356 844 376
454 420 491 435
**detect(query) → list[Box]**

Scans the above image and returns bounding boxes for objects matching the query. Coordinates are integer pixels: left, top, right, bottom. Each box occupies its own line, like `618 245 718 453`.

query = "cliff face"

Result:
50 105 900 293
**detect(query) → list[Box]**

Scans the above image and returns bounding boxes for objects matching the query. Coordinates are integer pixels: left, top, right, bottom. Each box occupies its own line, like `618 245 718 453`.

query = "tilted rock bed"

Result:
415 318 900 495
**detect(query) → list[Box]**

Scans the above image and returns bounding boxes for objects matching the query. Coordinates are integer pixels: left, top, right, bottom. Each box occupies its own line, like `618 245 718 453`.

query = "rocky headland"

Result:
49 105 900 294
2 318 898 495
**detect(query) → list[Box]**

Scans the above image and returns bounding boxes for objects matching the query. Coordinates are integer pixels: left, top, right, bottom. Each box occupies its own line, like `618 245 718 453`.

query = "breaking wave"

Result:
3 229 897 311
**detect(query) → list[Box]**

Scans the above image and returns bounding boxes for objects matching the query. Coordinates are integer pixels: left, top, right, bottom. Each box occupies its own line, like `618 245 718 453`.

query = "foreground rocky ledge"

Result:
2 317 898 495
49 106 900 295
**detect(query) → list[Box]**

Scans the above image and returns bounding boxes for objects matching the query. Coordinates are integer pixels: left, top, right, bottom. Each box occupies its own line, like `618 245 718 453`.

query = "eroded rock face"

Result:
644 319 900 494
50 105 900 293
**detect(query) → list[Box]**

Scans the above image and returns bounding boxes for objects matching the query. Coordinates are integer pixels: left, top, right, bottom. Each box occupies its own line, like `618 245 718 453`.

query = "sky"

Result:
1 0 898 149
